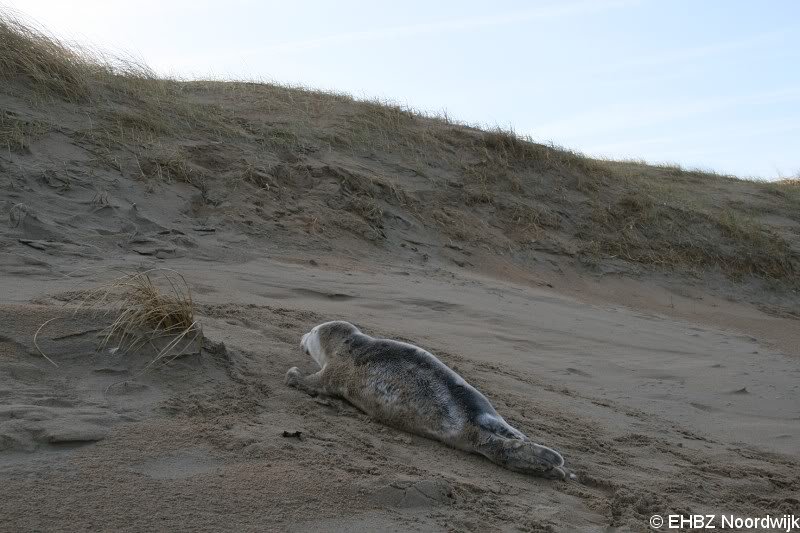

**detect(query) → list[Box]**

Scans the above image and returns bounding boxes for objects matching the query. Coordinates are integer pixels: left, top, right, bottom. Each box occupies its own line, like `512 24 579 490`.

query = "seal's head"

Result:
301 321 360 368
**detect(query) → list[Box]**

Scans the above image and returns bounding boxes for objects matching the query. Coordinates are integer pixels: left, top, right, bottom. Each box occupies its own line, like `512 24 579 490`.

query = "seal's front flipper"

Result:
285 367 326 397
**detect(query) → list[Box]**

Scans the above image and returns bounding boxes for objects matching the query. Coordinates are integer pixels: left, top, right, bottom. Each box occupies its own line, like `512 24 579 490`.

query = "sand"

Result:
1 243 798 532
1 64 798 531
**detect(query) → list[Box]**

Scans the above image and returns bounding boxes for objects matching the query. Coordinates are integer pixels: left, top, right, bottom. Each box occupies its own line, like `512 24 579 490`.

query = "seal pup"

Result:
286 320 573 480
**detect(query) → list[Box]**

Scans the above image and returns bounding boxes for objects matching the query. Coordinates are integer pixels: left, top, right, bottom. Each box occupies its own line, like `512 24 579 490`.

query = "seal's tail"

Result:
476 432 574 480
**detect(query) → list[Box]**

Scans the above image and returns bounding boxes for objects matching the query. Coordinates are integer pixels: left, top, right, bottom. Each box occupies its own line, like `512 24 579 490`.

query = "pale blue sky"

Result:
5 0 798 179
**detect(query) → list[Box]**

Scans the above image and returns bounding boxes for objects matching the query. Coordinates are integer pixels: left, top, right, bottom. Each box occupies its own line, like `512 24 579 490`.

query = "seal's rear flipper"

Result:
476 433 572 479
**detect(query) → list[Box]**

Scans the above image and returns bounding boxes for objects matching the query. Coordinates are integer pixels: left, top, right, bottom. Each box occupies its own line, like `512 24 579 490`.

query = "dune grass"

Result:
0 12 93 101
32 268 202 376
0 111 46 152
2 10 797 285
72 269 201 360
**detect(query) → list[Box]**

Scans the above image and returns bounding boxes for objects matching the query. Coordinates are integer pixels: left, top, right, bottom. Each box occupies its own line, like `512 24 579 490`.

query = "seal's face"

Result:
301 321 360 368
301 325 327 368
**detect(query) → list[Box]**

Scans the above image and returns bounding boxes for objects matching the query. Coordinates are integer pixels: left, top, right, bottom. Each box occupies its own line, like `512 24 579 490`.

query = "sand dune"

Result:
1 12 799 532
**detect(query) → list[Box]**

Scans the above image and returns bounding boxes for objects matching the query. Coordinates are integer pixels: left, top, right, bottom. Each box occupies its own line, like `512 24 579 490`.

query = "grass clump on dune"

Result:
0 10 163 101
34 269 202 375
59 269 205 384
0 12 93 101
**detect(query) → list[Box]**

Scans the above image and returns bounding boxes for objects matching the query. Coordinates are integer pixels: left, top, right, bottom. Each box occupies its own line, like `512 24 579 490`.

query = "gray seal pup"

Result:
286 320 573 480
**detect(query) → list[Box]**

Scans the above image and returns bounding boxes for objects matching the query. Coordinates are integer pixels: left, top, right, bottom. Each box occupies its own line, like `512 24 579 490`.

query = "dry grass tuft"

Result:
0 11 163 102
476 128 608 175
73 269 202 372
138 148 199 184
0 12 94 100
0 110 47 152
343 195 384 226
582 192 796 280
769 177 800 208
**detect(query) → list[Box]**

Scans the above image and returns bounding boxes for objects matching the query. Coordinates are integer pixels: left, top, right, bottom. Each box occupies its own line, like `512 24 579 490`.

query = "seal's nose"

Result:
300 333 310 355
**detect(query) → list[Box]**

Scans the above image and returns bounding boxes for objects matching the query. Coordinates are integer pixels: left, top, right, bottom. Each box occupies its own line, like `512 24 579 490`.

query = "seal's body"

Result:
286 321 572 479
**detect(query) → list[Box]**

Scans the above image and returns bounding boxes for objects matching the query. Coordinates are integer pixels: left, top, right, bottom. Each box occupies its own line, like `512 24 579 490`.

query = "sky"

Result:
3 0 798 180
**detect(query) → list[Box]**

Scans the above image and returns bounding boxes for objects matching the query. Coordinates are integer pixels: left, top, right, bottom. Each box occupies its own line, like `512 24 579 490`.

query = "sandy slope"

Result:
1 41 798 529
1 248 798 532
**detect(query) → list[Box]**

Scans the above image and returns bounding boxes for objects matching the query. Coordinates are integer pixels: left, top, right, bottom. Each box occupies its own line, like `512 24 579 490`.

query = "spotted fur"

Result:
287 320 573 479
